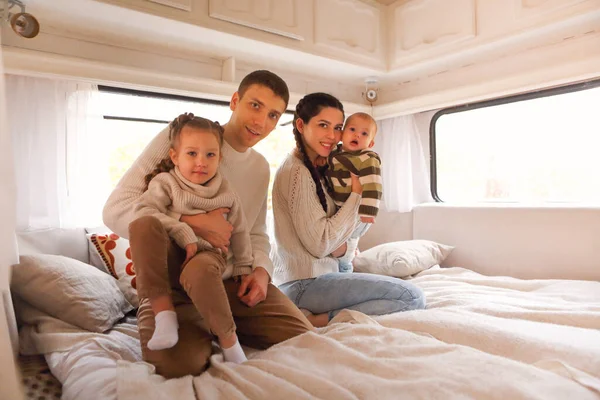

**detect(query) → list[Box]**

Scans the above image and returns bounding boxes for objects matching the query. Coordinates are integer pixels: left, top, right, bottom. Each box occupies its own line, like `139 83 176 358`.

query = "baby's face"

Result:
341 117 375 152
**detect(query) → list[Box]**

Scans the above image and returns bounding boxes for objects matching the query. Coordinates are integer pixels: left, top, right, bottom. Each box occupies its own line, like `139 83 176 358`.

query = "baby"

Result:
326 112 382 273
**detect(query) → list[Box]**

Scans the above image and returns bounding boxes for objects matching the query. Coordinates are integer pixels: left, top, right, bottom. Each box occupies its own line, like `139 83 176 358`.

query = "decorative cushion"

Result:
11 254 133 333
353 240 454 278
87 233 138 308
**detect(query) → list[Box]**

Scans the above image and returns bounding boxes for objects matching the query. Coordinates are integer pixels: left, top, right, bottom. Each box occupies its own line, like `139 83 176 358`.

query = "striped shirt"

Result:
327 146 382 218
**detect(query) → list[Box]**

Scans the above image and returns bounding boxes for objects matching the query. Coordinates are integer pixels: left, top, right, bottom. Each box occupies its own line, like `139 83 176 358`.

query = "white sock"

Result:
148 310 179 351
222 337 247 364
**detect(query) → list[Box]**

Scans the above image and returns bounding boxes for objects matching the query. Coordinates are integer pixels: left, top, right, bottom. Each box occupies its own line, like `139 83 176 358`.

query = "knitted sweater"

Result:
327 145 382 218
272 153 361 286
103 126 273 278
135 168 253 276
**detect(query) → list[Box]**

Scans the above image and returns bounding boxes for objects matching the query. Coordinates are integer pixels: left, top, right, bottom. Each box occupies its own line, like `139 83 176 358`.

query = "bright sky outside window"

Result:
433 82 600 204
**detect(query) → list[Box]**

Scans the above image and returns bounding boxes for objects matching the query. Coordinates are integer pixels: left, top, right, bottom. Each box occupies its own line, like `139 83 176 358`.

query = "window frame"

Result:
98 84 294 125
429 78 600 202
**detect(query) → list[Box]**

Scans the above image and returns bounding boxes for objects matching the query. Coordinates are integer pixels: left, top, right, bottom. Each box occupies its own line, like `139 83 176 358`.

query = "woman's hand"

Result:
314 156 328 168
181 208 232 254
331 242 347 258
351 173 363 195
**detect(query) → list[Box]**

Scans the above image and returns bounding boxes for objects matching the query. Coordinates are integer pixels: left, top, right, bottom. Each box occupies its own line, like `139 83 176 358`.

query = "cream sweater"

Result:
272 153 361 286
103 126 273 278
135 168 253 276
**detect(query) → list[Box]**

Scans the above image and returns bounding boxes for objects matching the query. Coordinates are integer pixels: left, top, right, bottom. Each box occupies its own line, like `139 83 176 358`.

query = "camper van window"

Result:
431 79 600 204
97 87 295 228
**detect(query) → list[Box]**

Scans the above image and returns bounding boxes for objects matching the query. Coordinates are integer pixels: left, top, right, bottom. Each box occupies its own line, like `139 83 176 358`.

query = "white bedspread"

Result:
16 296 140 400
116 267 600 400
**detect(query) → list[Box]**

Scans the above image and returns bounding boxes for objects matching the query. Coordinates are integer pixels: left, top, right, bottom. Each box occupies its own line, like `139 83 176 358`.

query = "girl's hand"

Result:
351 173 363 195
184 242 198 266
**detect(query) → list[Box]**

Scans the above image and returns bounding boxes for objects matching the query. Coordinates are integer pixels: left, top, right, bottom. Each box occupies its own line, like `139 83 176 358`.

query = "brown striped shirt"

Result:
327 146 383 218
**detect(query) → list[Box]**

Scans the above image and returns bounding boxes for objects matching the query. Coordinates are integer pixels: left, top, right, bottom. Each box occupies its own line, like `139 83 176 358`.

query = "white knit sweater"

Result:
103 126 273 278
272 153 361 286
135 168 253 276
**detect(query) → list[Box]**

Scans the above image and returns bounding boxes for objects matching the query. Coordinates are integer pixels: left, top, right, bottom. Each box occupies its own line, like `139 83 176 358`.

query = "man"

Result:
103 70 312 378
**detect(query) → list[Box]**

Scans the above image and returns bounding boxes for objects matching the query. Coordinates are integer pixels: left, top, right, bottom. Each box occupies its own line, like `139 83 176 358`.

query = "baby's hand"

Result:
184 242 198 266
360 216 375 224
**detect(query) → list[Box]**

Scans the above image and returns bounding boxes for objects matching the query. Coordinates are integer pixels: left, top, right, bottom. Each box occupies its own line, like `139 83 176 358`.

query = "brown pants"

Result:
129 215 312 378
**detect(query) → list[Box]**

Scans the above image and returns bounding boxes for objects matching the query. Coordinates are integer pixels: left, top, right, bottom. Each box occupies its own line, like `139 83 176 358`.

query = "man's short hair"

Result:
238 70 290 108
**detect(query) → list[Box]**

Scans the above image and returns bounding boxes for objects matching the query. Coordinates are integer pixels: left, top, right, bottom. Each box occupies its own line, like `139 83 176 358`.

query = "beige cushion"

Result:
11 254 134 332
353 240 454 278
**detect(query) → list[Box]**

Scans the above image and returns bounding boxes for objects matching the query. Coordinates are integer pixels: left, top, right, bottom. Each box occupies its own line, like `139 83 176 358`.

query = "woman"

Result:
272 92 426 327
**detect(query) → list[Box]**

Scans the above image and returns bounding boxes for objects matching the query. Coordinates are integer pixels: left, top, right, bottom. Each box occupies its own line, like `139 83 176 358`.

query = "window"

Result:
431 80 600 204
90 87 296 230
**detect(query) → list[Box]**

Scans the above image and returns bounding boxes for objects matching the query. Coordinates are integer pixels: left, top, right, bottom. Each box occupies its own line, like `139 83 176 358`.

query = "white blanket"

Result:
117 267 600 400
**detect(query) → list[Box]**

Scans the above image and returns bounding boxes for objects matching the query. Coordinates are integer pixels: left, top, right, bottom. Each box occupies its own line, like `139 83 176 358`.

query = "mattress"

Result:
21 266 600 400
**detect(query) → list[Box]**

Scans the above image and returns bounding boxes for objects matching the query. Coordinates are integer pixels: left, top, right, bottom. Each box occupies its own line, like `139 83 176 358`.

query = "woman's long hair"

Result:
144 113 224 190
293 93 344 212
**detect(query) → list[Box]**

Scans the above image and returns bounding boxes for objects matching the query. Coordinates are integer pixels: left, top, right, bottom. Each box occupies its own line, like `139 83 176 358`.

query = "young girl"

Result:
131 113 251 363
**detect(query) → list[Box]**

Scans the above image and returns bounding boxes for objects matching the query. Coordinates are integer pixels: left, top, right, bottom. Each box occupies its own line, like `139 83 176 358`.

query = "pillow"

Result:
353 240 454 278
87 233 138 308
11 254 134 332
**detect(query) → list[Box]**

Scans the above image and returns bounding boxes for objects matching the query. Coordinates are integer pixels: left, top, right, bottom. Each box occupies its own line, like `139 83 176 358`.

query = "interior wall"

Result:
0 26 368 109
0 31 25 400
3 0 599 118
359 204 413 251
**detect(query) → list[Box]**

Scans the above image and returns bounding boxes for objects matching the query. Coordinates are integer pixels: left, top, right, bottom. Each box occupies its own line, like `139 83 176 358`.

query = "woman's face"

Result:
296 107 344 162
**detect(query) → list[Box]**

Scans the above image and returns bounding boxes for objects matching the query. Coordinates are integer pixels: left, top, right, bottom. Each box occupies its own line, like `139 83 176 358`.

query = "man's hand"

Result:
181 208 232 254
237 267 270 307
360 216 375 224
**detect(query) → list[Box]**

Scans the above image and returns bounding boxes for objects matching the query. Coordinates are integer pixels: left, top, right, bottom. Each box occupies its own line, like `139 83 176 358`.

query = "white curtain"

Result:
7 75 105 230
373 114 432 212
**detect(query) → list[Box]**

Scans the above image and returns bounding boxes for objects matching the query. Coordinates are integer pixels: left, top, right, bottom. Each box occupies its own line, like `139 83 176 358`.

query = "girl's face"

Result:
169 126 221 185
296 107 344 162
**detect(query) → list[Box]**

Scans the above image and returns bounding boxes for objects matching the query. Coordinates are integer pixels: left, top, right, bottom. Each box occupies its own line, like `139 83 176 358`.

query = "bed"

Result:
10 205 600 400
12 263 600 400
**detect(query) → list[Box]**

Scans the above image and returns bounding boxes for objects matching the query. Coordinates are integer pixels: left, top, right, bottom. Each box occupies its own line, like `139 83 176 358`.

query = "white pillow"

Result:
86 233 138 308
353 240 454 278
11 254 134 332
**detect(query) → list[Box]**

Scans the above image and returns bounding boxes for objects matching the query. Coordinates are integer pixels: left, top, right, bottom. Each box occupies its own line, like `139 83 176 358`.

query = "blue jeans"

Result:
338 222 371 273
279 272 426 320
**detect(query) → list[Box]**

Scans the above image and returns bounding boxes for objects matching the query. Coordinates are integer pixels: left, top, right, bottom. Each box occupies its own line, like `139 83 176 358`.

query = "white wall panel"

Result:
209 0 305 40
514 0 589 21
314 0 384 63
147 0 192 11
391 0 477 66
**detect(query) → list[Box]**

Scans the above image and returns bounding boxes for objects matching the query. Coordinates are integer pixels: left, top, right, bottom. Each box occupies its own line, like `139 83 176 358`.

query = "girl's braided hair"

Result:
292 93 344 212
144 113 224 190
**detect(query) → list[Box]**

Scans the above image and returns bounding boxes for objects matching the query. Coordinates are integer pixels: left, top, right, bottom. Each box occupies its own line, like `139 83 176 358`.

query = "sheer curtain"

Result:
7 75 104 230
373 114 432 212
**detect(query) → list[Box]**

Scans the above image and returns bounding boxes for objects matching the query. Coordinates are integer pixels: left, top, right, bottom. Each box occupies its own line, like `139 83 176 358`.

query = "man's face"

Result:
228 84 287 150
